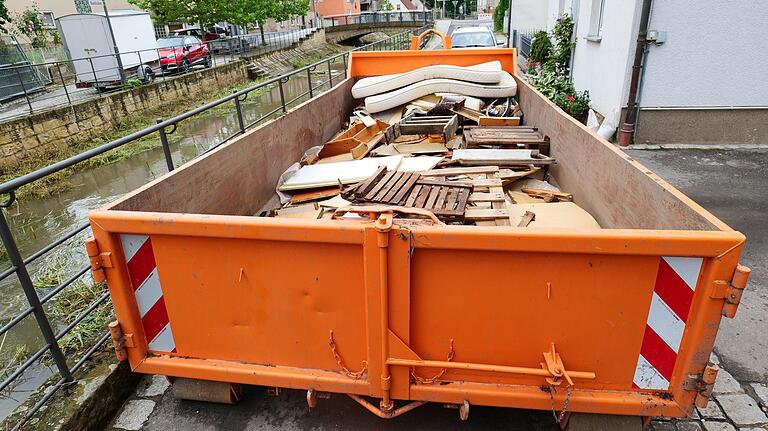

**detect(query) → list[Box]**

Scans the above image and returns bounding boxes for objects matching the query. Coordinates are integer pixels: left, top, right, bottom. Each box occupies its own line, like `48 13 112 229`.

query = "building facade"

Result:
546 0 768 145
314 0 361 17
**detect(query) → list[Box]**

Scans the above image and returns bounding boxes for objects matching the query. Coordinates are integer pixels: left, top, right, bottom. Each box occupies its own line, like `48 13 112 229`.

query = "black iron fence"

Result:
323 10 430 28
0 26 427 430
0 12 429 122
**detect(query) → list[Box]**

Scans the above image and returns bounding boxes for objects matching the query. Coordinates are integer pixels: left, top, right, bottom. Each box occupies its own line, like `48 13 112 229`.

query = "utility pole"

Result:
98 0 125 83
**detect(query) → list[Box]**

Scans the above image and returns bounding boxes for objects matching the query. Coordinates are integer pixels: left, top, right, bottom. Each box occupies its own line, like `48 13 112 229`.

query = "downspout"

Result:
617 0 653 146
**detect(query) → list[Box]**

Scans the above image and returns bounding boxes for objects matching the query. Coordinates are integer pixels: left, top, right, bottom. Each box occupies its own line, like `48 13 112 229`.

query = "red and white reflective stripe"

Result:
633 256 703 390
120 234 176 353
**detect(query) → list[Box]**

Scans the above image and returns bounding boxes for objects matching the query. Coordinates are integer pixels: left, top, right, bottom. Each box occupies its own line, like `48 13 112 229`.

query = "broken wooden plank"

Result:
465 208 510 220
478 116 521 126
420 166 500 176
468 192 505 202
517 210 536 227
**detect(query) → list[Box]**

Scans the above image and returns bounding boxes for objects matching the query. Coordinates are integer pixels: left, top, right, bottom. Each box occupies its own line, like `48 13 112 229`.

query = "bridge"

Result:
323 11 432 43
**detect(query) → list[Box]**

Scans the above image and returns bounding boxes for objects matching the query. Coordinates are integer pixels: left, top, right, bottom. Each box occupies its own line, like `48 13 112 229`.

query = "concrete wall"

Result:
639 1 768 109
571 0 640 124
0 61 248 171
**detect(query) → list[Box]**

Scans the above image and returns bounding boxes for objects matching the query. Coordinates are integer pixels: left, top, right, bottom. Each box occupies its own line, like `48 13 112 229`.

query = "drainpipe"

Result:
617 0 653 146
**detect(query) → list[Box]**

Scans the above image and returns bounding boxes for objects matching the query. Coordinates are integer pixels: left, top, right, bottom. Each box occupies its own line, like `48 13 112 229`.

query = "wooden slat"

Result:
414 186 431 208
352 166 387 198
434 186 449 210
418 178 473 189
420 166 500 176
393 173 421 205
489 172 510 226
468 192 505 202
382 172 414 203
467 178 503 187
364 171 396 200
445 188 458 211
405 185 422 207
465 208 510 220
372 171 404 201
424 186 441 209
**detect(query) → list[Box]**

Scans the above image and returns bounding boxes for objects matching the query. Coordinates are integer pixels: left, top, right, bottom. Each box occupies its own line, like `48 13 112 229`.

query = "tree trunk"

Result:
259 22 266 45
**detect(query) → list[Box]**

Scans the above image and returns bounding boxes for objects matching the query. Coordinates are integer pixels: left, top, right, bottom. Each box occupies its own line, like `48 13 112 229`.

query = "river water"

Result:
0 60 346 417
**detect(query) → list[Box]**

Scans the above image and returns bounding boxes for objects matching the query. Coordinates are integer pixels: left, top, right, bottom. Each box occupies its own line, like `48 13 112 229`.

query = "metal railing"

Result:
0 25 322 121
0 26 427 430
323 10 430 28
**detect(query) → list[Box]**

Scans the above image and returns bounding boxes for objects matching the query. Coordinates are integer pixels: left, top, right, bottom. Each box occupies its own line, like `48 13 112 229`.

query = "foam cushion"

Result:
364 72 517 113
351 61 504 99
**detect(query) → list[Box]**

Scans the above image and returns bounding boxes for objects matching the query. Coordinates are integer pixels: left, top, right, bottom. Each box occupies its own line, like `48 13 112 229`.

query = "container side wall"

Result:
515 76 726 231
110 79 356 216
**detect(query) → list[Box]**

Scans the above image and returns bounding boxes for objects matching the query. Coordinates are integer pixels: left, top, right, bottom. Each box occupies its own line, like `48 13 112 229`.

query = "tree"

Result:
379 0 394 12
492 0 507 32
128 0 234 29
0 0 10 33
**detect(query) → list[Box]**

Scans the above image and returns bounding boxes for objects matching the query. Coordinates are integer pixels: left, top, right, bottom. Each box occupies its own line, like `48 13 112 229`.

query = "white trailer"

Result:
56 10 159 90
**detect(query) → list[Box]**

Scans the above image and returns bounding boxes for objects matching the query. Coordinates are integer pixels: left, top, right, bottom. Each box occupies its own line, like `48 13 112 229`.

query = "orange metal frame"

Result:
88 48 748 420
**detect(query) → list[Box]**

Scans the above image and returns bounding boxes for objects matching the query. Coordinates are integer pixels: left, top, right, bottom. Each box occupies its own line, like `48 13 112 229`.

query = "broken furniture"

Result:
396 114 458 144
464 126 549 154
318 119 392 161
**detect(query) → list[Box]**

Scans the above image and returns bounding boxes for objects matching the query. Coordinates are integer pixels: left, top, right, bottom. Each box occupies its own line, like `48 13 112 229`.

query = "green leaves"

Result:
0 0 10 33
127 0 309 29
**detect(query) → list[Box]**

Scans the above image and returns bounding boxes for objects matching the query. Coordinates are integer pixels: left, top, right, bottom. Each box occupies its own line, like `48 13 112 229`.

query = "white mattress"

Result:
351 61 504 99
364 72 518 113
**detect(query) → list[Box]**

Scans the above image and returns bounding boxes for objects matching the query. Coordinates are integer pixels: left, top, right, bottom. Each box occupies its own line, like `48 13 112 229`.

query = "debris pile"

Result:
265 61 600 229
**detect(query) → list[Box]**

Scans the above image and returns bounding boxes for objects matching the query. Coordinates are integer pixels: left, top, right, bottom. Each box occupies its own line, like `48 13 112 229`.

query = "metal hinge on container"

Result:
84 236 113 283
711 264 750 318
683 362 719 408
108 321 134 361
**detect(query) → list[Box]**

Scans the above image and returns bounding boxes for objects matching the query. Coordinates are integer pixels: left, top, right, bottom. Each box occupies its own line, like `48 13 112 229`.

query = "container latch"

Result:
711 265 750 318
108 320 134 361
84 236 113 283
683 362 719 408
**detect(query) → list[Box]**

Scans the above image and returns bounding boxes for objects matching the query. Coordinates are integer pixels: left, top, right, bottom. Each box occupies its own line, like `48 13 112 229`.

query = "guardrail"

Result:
323 10 430 28
0 25 321 122
0 26 427 430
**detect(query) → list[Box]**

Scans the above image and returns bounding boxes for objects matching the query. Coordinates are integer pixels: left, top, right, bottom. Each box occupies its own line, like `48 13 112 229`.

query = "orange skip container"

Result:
87 46 749 421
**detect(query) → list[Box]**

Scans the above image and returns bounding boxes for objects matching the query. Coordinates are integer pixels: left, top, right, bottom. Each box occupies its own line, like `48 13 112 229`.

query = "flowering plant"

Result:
13 3 57 48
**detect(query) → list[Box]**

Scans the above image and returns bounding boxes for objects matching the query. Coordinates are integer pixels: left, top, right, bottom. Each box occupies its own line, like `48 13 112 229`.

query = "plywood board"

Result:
279 156 403 191
507 202 601 229
397 156 443 172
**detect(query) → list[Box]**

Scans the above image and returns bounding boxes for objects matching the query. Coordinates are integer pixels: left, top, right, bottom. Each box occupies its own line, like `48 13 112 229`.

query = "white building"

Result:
544 0 768 146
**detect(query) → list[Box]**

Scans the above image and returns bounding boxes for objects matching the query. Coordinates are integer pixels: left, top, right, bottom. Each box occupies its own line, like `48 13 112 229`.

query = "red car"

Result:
157 36 212 73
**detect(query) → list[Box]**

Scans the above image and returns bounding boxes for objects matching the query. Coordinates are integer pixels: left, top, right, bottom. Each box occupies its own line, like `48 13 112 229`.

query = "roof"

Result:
399 0 418 11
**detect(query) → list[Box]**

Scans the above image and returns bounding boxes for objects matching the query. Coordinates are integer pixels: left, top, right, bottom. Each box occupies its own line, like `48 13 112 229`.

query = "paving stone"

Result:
710 352 720 364
717 394 768 426
692 408 701 419
113 399 156 430
702 421 736 431
750 383 768 406
737 428 767 431
700 401 727 419
650 420 676 431
676 421 704 431
137 375 170 397
714 369 745 395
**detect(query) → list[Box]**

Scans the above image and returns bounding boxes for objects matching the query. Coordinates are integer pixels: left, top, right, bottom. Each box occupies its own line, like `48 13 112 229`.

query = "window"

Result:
587 0 605 40
40 11 55 28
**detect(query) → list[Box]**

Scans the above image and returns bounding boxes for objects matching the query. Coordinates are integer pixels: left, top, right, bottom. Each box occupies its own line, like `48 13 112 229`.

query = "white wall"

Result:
640 1 768 108
571 0 641 123
509 0 547 31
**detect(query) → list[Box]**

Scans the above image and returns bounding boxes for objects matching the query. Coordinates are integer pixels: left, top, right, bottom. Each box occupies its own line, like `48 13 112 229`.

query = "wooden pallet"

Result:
344 167 471 219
